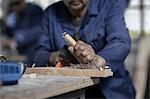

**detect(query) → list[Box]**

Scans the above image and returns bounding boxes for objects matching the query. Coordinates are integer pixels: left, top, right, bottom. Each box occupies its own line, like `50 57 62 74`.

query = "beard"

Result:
68 0 88 11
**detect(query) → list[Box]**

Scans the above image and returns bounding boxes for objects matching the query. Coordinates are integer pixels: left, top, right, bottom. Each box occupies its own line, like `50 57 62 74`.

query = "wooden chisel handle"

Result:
56 32 77 68
63 32 77 47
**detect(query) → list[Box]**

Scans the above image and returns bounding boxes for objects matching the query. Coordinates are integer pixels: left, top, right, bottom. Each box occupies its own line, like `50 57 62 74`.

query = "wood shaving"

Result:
65 60 103 70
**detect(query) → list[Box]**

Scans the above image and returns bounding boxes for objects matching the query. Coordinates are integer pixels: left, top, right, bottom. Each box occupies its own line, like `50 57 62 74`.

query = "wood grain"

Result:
0 75 98 99
25 67 113 77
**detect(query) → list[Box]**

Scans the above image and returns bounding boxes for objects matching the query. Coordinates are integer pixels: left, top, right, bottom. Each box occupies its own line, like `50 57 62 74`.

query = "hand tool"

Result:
55 32 78 68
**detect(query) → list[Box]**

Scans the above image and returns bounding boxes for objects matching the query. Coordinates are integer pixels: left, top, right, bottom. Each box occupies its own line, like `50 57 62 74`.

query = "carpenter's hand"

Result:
49 51 61 65
94 55 107 67
68 41 96 64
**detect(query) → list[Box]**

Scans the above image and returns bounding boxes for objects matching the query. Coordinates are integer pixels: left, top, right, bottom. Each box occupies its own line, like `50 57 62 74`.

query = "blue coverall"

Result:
35 0 136 98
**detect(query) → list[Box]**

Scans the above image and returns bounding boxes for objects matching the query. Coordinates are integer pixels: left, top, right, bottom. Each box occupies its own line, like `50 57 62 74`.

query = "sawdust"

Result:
66 60 103 70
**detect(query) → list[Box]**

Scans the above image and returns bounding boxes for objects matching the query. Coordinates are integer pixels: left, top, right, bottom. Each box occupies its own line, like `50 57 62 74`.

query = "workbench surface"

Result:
0 75 99 99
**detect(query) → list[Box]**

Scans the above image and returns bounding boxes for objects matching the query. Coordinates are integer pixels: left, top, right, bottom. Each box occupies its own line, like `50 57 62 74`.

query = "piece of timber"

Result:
25 67 113 77
0 75 99 99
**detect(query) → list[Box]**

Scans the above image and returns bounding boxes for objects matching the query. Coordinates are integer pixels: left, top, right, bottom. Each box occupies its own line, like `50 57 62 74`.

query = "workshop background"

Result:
0 0 149 99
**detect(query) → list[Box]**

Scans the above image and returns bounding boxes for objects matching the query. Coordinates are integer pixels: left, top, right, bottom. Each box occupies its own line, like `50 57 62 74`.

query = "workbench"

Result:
0 75 99 99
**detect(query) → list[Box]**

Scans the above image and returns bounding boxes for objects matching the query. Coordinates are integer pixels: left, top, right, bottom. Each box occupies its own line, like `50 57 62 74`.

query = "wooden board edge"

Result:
25 67 113 77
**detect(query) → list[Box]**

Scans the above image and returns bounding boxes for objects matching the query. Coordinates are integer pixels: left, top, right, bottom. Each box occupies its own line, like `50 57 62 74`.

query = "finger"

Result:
83 55 94 63
87 55 94 61
78 40 86 45
95 55 107 66
75 40 87 50
74 45 86 57
74 42 80 51
78 41 90 47
81 50 90 57
75 45 93 58
75 49 82 57
75 45 87 54
53 57 60 65
56 57 61 62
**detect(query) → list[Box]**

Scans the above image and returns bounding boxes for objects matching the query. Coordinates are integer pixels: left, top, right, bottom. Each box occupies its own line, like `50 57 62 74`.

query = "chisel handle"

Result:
63 32 77 47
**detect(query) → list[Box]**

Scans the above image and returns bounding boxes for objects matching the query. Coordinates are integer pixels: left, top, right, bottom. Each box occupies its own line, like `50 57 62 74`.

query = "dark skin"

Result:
63 0 89 18
50 0 106 66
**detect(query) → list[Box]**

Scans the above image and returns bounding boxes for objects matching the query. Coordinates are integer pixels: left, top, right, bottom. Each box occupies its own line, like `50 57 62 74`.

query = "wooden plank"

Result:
25 67 113 77
0 75 98 99
52 89 85 99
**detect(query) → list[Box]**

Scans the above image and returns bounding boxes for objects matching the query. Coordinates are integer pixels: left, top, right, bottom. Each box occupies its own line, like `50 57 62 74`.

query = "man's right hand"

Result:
49 51 61 65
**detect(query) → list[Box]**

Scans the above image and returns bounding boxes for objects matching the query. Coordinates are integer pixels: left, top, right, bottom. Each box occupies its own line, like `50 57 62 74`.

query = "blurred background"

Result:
0 0 149 99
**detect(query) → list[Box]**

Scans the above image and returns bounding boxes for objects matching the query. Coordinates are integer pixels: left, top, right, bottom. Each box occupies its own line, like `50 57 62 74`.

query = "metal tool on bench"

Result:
0 55 25 85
